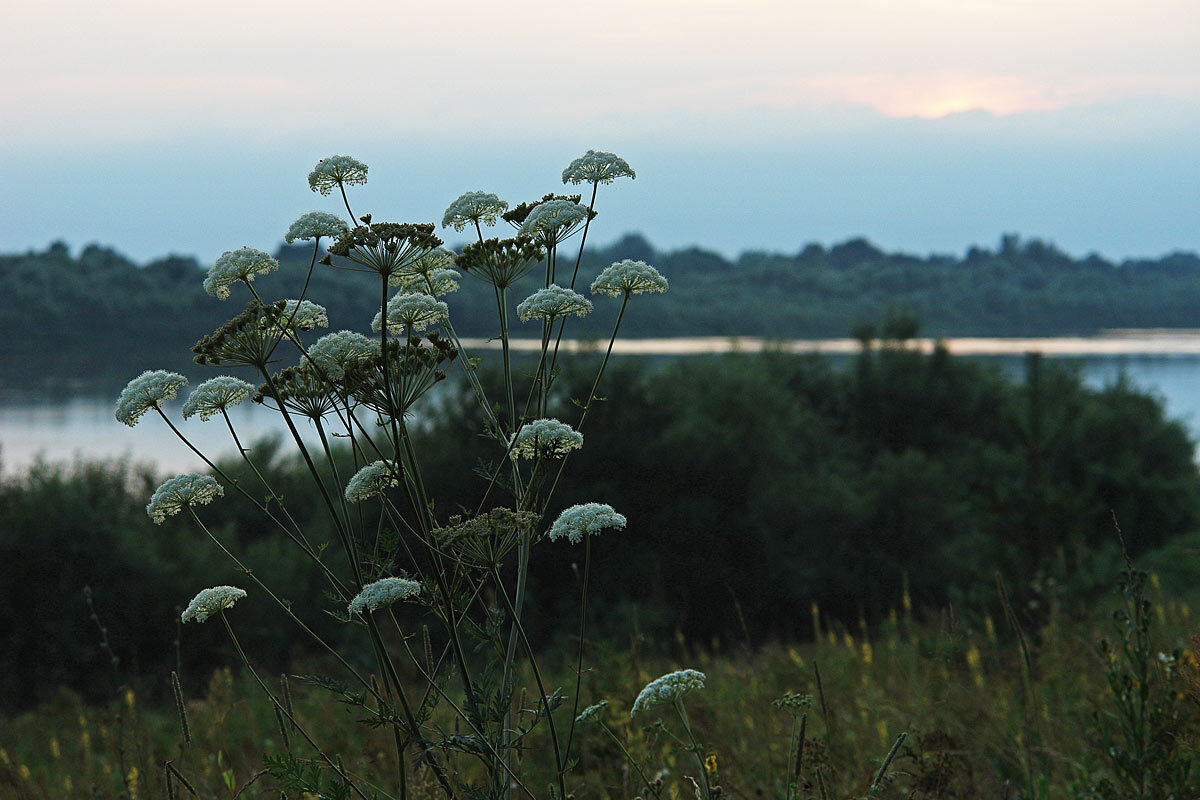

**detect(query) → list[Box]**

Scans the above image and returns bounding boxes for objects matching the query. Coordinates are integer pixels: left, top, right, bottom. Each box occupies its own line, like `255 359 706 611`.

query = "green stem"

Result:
563 535 591 761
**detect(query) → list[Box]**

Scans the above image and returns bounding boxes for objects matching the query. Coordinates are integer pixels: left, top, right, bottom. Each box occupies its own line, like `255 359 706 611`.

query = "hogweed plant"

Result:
115 151 708 800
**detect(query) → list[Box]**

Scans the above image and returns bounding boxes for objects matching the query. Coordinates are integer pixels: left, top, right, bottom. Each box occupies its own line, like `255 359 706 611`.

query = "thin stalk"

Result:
676 700 712 800
220 409 311 549
340 184 357 225
562 534 592 760
599 722 660 799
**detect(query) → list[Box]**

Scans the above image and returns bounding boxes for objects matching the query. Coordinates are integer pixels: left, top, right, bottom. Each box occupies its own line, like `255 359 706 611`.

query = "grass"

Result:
4 570 1199 800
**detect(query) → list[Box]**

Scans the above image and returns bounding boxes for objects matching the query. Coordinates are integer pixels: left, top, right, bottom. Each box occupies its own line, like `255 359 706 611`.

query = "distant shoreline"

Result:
459 330 1200 357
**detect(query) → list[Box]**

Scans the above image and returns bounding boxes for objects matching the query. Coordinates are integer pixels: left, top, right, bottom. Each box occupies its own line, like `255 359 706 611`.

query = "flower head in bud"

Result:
307 155 368 196
455 237 544 289
372 292 449 334
518 200 589 244
516 285 592 322
181 585 246 624
285 211 349 244
344 460 401 503
203 247 279 300
328 222 443 279
502 193 584 226
262 299 329 334
348 577 421 614
442 191 508 232
391 267 460 297
631 669 706 716
508 419 582 460
115 370 188 426
146 474 224 524
576 700 609 723
590 259 669 297
562 150 636 185
182 376 256 421
548 503 626 544
304 330 380 381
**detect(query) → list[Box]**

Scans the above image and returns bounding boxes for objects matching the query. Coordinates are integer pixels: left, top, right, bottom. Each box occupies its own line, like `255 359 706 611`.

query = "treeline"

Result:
3 346 1197 707
4 234 1200 389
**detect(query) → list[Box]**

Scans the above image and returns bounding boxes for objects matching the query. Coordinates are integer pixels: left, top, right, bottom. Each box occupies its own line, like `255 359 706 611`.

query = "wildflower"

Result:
305 330 380 380
203 247 279 300
182 376 256 421
590 259 668 297
308 155 368 196
516 285 592 322
508 418 583 460
263 299 329 334
548 503 626 544
519 199 589 243
372 292 449 334
115 370 188 426
562 150 636 185
181 585 246 623
455 236 544 288
392 267 460 297
328 222 443 280
576 700 608 723
146 474 224 524
348 576 421 614
434 508 540 567
344 460 400 503
442 191 508 232
285 210 348 244
631 669 706 716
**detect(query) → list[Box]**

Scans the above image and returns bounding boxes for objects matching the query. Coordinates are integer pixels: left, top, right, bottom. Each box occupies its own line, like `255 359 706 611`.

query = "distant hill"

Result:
3 233 1200 391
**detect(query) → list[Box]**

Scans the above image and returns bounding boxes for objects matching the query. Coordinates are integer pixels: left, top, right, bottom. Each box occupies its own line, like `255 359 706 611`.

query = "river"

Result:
5 333 1200 474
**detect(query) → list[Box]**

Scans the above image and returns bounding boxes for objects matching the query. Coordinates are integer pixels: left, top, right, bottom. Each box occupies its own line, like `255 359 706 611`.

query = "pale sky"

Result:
2 0 1198 262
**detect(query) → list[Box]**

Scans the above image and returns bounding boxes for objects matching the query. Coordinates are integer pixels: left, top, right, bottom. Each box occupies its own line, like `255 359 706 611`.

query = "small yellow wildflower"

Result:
64 776 73 792
18 765 31 781
876 720 889 746
81 729 91 750
965 645 984 688
826 630 837 647
128 765 140 799
985 616 997 644
1182 602 1191 618
811 601 821 637
861 641 874 665
50 737 61 759
125 688 136 710
0 748 8 765
705 753 719 776
902 589 912 614
1150 573 1162 592
843 633 855 652
888 607 898 625
788 647 805 670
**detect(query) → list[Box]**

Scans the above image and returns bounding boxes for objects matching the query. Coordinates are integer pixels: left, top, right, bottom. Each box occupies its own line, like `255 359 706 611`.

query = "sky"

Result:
2 0 1198 263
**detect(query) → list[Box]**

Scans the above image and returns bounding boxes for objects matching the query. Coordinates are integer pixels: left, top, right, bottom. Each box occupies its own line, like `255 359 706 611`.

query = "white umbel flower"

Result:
576 700 609 723
631 669 706 716
348 577 421 614
516 285 592 322
203 247 279 300
518 200 589 241
181 585 247 623
182 376 256 421
264 299 329 334
115 370 188 427
285 211 349 243
308 155 368 196
371 292 449 334
146 474 224 524
508 419 583 460
590 259 669 297
305 330 380 380
442 191 508 232
344 461 400 503
548 503 626 544
391 268 460 297
562 150 636 185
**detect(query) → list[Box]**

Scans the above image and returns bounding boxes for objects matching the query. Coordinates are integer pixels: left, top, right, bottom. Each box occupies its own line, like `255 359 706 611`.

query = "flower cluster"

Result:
434 508 540 567
115 370 188 426
372 292 449 334
508 419 583 460
285 211 349 244
203 247 279 300
502 193 583 226
631 669 707 716
455 236 544 289
442 191 508 232
516 285 592 322
307 155 368 196
182 376 256 421
192 301 287 368
519 200 589 242
348 577 421 614
181 585 246 624
590 259 669 297
146 474 224 524
344 461 401 503
576 700 609 723
392 267 460 297
548 503 626 544
562 150 636 185
328 222 444 280
305 330 380 380
262 299 329 334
